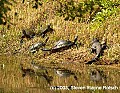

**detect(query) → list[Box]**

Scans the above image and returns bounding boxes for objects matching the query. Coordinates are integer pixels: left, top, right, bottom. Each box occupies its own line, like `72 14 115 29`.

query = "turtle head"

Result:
74 35 78 43
44 37 49 44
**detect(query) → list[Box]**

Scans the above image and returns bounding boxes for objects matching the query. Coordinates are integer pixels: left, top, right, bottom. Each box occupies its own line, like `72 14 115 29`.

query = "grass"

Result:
0 0 120 93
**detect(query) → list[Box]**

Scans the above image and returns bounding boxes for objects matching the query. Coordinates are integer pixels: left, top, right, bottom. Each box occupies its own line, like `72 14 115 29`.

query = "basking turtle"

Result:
41 36 78 53
39 24 53 38
21 29 35 39
54 69 77 80
29 37 49 53
20 29 36 45
85 38 107 64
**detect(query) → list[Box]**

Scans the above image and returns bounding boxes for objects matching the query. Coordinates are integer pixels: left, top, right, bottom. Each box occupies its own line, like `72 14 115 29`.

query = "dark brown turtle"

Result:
22 29 35 39
39 24 53 38
20 29 35 44
41 36 78 53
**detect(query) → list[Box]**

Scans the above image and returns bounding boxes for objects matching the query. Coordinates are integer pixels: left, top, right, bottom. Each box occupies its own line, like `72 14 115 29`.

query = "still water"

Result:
0 54 120 93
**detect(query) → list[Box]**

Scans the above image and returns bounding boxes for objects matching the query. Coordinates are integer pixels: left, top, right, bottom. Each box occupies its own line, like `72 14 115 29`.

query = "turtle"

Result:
39 24 53 38
54 68 77 80
20 29 36 45
29 37 49 53
85 38 101 64
21 29 35 39
41 36 78 53
85 38 107 64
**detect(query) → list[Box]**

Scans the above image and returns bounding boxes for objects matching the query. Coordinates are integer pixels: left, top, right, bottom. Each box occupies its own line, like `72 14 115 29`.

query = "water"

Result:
0 54 120 93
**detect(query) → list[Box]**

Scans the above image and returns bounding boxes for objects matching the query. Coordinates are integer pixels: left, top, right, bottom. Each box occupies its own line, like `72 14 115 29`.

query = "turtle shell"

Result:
53 40 73 49
21 30 35 39
29 42 45 53
41 36 78 52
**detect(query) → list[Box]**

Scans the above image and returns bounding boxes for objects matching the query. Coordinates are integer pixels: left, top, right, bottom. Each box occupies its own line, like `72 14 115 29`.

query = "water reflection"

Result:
30 61 78 80
1 56 120 93
36 72 53 85
31 61 48 71
20 63 53 85
20 63 35 77
90 69 107 83
54 68 78 80
31 61 78 78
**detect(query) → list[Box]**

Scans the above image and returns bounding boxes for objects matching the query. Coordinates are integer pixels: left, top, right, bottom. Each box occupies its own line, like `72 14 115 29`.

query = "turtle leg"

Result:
75 44 79 50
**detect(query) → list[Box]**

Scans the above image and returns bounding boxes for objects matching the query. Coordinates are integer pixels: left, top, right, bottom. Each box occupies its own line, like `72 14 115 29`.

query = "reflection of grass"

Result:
0 0 120 93
0 55 120 93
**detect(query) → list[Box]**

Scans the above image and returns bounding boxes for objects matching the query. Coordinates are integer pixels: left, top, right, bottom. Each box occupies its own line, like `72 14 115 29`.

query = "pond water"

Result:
0 54 120 93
